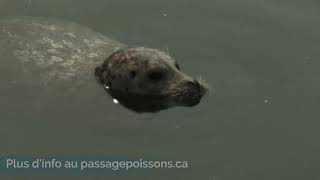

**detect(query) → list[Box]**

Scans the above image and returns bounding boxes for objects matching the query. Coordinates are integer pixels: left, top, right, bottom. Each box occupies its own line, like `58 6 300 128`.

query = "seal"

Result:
95 47 208 112
0 17 207 113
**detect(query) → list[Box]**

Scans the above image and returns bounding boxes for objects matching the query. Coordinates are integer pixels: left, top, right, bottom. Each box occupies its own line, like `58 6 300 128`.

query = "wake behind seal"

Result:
0 17 208 113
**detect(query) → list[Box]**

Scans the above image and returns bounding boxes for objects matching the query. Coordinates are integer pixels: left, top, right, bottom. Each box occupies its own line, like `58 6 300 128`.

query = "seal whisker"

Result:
163 45 170 56
196 75 210 92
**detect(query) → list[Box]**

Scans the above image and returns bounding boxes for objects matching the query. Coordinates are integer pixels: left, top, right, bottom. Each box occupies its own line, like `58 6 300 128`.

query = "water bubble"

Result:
113 99 119 104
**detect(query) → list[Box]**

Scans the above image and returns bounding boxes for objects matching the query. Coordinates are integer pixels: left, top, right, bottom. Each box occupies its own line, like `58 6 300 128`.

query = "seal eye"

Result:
130 71 136 79
175 63 180 70
147 71 164 82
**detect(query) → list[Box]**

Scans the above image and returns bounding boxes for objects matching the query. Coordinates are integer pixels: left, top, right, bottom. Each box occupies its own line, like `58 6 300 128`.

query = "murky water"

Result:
0 0 319 179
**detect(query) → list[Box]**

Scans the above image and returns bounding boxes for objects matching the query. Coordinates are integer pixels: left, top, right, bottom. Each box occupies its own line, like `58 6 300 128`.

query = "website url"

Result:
0 156 189 173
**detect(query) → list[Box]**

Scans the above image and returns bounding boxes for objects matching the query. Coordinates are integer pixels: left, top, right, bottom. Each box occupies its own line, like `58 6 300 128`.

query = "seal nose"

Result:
181 80 207 107
186 80 206 96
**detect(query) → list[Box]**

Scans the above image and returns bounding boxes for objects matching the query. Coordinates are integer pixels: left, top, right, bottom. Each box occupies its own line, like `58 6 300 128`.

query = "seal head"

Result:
95 47 207 113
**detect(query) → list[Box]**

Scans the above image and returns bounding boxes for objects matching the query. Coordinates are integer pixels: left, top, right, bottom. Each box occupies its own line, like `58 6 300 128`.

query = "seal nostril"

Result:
186 80 200 88
193 80 201 88
185 81 195 87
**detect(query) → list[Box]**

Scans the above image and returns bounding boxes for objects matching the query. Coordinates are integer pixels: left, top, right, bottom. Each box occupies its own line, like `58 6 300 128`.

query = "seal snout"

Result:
180 80 207 107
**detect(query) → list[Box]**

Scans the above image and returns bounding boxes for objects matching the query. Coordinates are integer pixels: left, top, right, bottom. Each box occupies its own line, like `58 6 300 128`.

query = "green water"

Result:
0 0 319 179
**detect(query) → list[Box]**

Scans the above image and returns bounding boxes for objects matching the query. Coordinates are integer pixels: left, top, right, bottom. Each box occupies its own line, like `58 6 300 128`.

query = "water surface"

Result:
0 0 319 179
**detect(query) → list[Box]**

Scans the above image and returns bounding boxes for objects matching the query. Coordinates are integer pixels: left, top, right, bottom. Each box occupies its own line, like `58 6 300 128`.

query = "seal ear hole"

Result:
130 71 136 79
147 70 164 82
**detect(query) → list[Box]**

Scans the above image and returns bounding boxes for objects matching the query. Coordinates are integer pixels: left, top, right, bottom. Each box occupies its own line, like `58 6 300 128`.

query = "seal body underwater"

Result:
0 17 207 113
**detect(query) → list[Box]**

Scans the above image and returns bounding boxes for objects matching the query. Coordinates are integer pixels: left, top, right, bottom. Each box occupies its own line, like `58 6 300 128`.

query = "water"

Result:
0 0 319 179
